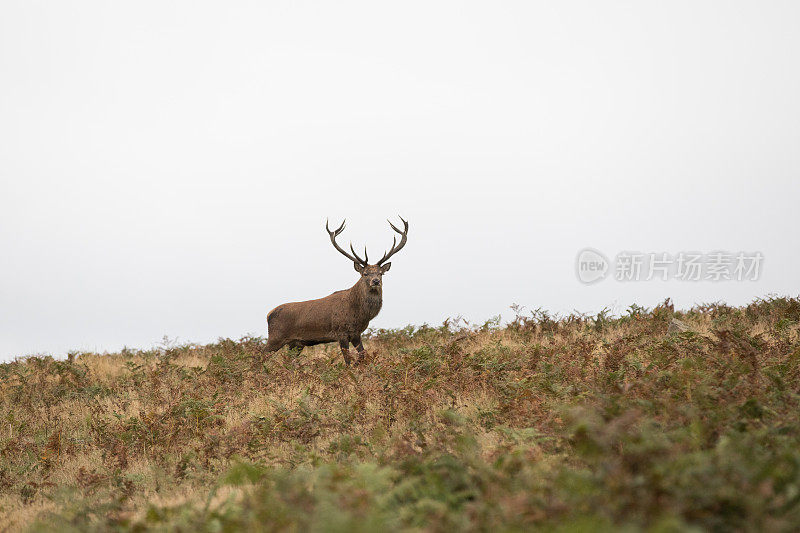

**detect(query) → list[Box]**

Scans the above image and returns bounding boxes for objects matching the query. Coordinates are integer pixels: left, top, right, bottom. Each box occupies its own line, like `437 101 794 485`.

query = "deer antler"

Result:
326 219 368 266
377 216 409 265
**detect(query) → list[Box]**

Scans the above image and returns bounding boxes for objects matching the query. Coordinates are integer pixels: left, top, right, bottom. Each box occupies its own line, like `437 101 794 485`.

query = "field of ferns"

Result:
1 296 800 532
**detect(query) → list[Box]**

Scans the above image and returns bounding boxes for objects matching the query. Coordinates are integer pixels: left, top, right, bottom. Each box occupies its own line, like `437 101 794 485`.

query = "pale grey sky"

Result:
1 1 798 360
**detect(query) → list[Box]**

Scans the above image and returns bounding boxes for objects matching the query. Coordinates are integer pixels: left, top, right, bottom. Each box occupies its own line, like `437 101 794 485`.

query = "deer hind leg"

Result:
266 337 287 353
286 341 304 356
339 339 352 366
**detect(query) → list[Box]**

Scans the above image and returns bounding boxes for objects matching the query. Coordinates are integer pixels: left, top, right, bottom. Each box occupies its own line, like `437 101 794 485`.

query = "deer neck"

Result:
351 278 383 320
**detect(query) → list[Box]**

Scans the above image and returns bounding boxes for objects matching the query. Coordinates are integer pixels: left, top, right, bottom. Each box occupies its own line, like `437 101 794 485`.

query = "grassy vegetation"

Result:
2 296 800 531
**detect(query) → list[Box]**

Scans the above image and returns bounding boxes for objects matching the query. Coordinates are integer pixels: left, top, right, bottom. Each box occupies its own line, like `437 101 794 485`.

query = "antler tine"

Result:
326 218 346 236
377 237 395 265
326 219 366 265
349 242 368 265
377 216 409 265
387 215 408 234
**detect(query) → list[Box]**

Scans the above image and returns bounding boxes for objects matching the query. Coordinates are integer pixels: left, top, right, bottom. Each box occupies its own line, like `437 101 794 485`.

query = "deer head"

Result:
325 216 409 291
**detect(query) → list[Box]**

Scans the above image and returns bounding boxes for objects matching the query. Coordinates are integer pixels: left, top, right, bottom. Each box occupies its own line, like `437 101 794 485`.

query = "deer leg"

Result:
339 339 352 366
351 335 366 365
265 337 286 353
286 341 304 356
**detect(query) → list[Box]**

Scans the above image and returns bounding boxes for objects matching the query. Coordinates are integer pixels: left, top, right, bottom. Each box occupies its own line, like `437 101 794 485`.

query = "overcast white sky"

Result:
1 1 798 361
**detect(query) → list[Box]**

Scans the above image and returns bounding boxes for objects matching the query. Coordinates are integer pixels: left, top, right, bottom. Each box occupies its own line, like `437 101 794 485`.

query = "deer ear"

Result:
354 262 364 273
380 262 391 273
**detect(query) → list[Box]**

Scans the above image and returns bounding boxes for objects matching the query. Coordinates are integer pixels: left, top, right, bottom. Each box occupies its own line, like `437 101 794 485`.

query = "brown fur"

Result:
266 264 389 365
266 218 407 366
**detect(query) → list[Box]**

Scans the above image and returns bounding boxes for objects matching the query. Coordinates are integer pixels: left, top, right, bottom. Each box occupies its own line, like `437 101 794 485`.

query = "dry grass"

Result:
1 297 800 531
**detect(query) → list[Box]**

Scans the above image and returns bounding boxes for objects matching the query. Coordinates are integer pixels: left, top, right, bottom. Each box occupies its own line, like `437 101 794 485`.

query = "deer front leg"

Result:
352 335 366 365
339 339 352 366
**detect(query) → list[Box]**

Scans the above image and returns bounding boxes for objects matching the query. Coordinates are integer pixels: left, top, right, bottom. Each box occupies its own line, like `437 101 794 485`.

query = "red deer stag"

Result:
266 217 409 365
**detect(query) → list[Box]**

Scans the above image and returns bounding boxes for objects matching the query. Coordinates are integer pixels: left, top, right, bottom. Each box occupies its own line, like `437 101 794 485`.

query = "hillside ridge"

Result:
2 297 799 531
